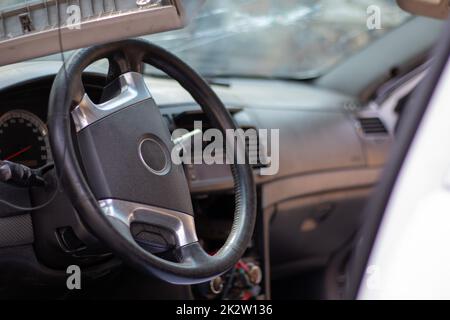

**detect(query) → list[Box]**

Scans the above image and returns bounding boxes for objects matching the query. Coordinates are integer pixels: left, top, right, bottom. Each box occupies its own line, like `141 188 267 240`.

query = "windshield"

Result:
7 0 410 80
145 0 409 79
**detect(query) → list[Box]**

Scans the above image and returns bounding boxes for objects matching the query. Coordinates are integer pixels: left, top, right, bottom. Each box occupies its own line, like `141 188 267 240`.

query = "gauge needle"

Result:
3 145 32 161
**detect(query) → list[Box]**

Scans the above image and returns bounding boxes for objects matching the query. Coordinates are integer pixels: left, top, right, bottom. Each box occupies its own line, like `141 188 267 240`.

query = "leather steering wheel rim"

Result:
48 39 256 284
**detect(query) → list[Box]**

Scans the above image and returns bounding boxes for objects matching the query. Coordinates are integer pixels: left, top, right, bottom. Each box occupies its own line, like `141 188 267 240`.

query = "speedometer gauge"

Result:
0 110 51 169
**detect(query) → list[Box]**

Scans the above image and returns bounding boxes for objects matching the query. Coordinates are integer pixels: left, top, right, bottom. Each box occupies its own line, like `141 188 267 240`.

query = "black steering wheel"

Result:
47 39 256 284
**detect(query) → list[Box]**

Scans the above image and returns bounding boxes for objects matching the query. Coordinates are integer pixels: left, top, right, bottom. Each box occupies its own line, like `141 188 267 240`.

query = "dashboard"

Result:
0 60 404 299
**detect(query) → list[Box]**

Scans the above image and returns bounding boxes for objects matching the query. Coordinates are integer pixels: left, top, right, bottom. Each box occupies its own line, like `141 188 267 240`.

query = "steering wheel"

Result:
47 39 256 284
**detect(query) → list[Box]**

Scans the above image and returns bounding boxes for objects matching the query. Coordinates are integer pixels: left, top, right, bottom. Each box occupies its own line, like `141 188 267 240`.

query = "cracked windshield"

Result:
146 0 409 79
2 0 409 79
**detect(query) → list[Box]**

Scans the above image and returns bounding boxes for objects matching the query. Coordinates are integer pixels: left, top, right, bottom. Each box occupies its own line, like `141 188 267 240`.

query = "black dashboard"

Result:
0 61 394 299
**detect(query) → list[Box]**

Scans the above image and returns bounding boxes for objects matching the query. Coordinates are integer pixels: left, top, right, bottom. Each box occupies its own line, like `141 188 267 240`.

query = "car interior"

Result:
0 0 446 300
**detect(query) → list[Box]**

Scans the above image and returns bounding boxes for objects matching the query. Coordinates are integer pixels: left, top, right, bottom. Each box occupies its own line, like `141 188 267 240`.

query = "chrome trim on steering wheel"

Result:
71 72 151 132
99 199 198 247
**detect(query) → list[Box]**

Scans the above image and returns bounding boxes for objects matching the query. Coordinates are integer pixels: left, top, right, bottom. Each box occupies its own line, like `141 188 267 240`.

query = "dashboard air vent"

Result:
358 117 388 135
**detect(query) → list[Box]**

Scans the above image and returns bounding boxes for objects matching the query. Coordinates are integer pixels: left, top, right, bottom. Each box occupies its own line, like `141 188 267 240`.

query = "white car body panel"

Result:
359 57 450 299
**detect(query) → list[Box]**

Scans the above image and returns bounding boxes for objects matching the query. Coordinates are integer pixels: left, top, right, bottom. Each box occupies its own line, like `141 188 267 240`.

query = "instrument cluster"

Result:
0 109 51 169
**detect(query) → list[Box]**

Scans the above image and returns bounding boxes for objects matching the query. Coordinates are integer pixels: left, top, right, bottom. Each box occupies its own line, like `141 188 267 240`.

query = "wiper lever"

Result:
0 160 51 188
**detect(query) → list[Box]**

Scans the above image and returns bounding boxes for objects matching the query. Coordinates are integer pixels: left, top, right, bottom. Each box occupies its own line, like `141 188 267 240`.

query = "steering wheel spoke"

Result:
71 72 150 132
99 199 198 248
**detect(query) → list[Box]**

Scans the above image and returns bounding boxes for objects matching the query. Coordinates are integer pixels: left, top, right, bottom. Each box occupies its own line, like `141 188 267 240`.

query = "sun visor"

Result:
0 0 187 66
